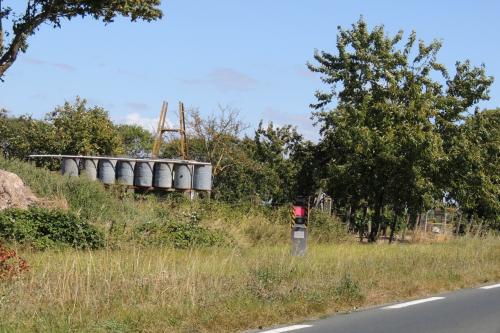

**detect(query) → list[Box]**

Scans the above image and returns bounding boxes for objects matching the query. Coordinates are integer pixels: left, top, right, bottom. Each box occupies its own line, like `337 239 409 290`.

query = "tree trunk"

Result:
359 205 368 242
389 213 398 244
369 202 383 242
408 212 418 230
345 205 352 226
348 202 358 233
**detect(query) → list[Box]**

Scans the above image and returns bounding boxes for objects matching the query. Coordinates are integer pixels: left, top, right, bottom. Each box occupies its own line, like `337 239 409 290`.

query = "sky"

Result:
1 0 499 140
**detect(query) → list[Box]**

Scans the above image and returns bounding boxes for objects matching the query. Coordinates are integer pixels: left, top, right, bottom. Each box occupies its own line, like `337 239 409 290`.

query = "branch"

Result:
0 1 162 80
0 10 48 78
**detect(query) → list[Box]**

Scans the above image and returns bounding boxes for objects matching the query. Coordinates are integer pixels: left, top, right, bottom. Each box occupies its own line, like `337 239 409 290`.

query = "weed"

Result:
334 274 364 303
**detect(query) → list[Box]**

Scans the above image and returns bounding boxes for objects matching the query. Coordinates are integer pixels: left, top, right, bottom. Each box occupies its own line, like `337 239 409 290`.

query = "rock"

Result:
0 170 38 211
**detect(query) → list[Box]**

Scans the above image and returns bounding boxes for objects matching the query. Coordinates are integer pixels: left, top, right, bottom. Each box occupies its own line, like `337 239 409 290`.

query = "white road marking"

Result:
480 283 500 289
383 296 445 309
260 324 313 333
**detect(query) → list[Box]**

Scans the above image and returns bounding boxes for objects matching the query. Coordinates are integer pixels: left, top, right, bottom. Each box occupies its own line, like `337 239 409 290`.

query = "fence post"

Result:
456 212 462 236
424 210 429 233
443 209 447 234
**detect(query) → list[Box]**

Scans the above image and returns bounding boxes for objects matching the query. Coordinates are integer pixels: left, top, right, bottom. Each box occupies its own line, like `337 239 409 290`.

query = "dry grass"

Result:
1 237 499 333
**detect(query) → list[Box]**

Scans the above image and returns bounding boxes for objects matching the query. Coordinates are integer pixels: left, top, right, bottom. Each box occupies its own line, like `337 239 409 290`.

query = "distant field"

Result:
0 238 499 333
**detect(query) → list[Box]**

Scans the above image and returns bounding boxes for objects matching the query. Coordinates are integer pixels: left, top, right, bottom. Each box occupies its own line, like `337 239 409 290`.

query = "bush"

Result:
135 220 230 249
0 208 105 250
308 210 348 243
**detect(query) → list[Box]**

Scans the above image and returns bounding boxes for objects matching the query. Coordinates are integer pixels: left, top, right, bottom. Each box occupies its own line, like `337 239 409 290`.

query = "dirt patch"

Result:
0 169 38 210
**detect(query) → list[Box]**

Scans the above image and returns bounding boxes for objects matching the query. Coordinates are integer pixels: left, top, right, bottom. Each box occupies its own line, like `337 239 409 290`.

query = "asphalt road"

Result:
254 283 500 333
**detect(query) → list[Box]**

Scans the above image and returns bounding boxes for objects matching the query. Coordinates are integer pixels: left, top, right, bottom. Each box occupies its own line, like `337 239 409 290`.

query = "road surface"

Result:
253 283 500 333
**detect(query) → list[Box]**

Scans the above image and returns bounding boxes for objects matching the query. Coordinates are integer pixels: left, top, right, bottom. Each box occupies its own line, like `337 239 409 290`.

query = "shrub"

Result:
135 220 230 249
0 208 105 250
308 210 348 243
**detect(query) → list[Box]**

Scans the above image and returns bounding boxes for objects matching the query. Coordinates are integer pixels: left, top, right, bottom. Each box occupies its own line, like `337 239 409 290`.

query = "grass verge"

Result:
0 237 499 332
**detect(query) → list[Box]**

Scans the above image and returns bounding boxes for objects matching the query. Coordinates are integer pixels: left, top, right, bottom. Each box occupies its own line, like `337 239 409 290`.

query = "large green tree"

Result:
47 97 121 155
253 121 314 203
308 19 493 241
116 124 153 158
0 0 162 79
446 109 499 227
1 112 61 160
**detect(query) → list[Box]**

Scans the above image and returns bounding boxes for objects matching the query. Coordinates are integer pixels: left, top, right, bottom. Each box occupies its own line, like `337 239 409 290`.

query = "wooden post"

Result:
449 210 455 235
443 209 447 234
424 210 428 233
401 214 409 241
456 212 462 236
179 101 188 160
412 213 422 242
152 102 168 158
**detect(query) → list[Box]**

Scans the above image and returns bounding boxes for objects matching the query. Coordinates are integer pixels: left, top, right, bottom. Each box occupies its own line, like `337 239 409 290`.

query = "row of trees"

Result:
0 97 148 160
1 19 498 239
1 94 497 236
307 19 498 238
0 98 310 203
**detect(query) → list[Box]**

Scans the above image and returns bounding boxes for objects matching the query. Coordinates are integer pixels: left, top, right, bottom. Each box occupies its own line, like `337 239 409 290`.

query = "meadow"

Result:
0 158 499 332
0 239 499 332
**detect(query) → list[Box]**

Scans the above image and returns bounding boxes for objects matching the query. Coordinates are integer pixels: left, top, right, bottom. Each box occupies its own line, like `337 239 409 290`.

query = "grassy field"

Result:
0 238 499 332
1 158 499 332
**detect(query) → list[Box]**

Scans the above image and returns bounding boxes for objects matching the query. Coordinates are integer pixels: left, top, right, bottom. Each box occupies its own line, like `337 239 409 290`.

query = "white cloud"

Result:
23 57 76 71
116 112 174 134
124 102 150 111
182 67 257 92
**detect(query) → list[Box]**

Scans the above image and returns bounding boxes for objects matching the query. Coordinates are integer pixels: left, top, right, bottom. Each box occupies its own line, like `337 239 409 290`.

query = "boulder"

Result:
0 170 38 211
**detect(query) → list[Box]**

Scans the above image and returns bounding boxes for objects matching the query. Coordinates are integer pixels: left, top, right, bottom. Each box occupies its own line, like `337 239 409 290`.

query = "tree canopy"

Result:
308 18 494 240
47 97 121 155
116 124 153 158
446 109 499 224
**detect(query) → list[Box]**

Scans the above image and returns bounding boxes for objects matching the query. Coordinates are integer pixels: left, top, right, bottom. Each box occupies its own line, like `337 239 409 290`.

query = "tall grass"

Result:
0 158 313 248
0 238 499 332
1 158 499 332
0 157 123 226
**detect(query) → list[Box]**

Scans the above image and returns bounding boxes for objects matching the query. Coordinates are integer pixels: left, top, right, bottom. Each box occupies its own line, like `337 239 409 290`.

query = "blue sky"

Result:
1 0 499 140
